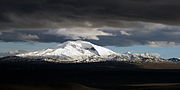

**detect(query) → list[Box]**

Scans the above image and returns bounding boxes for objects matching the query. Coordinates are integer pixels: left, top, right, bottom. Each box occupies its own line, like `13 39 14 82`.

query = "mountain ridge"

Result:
15 41 169 63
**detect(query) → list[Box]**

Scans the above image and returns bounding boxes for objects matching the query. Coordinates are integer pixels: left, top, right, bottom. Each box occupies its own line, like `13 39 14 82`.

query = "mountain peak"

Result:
57 41 95 48
57 40 116 56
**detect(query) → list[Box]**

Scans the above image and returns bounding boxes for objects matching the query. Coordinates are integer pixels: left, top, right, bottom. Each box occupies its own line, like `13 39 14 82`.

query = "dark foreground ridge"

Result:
0 56 180 90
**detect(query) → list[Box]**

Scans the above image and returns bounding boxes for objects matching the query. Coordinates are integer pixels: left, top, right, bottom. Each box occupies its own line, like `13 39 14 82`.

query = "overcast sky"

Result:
0 0 180 58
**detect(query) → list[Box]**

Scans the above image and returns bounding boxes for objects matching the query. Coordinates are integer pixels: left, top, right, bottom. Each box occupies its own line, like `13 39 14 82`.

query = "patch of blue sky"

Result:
0 41 59 53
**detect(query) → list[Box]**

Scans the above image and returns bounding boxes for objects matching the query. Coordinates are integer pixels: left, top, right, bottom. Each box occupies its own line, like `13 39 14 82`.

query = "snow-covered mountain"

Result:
17 41 166 63
17 41 117 62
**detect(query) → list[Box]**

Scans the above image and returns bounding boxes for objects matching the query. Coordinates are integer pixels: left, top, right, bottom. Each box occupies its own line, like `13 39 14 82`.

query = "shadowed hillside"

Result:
0 56 180 90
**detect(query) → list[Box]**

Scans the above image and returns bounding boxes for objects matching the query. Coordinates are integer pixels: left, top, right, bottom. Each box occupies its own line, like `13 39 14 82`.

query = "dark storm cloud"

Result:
1 0 180 47
90 28 180 47
0 0 180 29
0 30 68 42
0 25 180 47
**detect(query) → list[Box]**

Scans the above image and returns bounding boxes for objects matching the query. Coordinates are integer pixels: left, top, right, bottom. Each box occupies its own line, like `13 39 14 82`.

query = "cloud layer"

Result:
0 0 180 47
0 22 180 47
0 0 180 30
45 28 112 40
